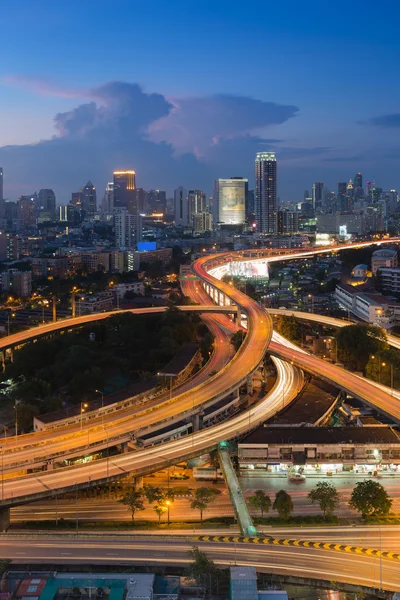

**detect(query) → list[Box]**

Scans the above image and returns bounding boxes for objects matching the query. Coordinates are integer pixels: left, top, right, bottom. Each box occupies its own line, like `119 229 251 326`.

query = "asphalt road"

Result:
1 535 399 591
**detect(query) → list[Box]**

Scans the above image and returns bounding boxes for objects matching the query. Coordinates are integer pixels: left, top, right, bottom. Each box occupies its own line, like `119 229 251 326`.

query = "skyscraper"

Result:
213 178 247 225
174 186 188 226
113 170 137 214
255 152 277 233
188 189 206 226
312 182 324 212
82 181 97 219
38 189 56 221
354 172 364 198
337 182 347 196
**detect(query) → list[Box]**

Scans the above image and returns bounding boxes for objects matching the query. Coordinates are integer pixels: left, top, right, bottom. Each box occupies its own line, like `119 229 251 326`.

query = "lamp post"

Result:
80 402 88 432
7 311 15 336
14 400 20 441
96 389 104 426
308 294 314 313
165 500 171 526
102 426 109 479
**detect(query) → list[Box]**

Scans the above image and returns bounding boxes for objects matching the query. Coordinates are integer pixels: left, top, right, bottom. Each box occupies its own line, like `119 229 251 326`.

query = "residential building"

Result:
146 189 166 213
78 292 114 314
188 189 206 225
114 207 142 250
31 256 68 278
193 210 213 233
1 269 32 297
377 267 400 293
113 170 137 213
277 210 299 234
316 213 365 235
255 152 277 233
213 178 247 226
81 252 111 273
174 186 188 226
17 195 37 230
112 281 145 297
0 167 3 218
129 247 173 271
334 282 397 329
371 248 398 275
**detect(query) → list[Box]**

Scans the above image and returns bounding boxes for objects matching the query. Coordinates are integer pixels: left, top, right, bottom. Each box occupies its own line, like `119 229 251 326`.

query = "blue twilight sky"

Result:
1 0 400 203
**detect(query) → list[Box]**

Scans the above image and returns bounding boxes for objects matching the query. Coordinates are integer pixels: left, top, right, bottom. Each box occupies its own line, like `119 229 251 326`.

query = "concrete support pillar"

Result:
134 476 144 490
1 352 5 371
52 297 57 322
192 412 201 433
9 348 13 363
246 375 253 395
233 387 240 400
234 309 241 325
72 293 76 318
0 507 10 532
120 442 129 454
46 461 54 471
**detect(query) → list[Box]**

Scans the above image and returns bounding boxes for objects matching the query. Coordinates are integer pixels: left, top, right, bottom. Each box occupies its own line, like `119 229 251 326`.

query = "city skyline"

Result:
1 1 400 200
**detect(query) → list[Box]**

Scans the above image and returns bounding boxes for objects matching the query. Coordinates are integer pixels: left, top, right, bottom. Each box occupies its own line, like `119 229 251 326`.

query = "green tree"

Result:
231 330 246 352
248 490 271 518
365 348 400 387
190 487 221 523
118 488 145 522
308 482 340 518
335 324 387 371
186 546 218 597
143 484 165 505
349 479 392 518
276 315 304 344
272 490 293 520
154 504 167 524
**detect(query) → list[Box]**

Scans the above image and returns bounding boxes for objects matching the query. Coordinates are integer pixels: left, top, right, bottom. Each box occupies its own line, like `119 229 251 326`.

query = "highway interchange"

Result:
2 238 400 590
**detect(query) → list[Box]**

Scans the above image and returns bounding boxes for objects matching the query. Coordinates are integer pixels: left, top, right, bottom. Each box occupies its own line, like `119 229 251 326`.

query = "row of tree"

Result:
119 484 221 523
249 479 393 520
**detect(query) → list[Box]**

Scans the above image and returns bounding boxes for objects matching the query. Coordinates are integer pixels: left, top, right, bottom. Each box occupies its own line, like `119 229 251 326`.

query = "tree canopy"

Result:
308 482 340 517
349 479 392 518
190 487 221 523
272 490 293 520
118 488 145 522
248 490 271 517
335 324 387 371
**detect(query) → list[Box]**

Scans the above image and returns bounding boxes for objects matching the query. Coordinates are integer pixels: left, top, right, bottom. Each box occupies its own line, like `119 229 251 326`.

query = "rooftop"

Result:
372 249 398 258
239 426 400 446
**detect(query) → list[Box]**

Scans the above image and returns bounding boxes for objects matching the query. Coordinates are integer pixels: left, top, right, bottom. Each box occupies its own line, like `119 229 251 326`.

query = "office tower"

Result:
255 152 277 233
147 190 167 213
114 207 142 250
135 188 146 214
213 178 247 226
113 170 137 214
303 190 310 201
188 189 206 225
277 210 299 234
103 182 114 214
347 179 354 196
193 211 213 233
82 181 97 219
38 189 56 221
312 182 324 211
354 172 364 198
174 186 188 226
17 195 37 230
338 182 347 196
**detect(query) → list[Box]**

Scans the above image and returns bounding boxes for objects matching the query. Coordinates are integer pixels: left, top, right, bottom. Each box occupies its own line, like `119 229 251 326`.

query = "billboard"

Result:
217 179 246 225
137 241 157 251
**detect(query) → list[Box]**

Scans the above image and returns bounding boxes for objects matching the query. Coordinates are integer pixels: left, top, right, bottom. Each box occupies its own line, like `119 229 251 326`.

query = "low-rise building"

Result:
1 269 32 297
112 281 145 297
334 282 398 329
78 291 114 314
31 256 68 278
371 248 398 275
238 427 400 475
376 266 400 293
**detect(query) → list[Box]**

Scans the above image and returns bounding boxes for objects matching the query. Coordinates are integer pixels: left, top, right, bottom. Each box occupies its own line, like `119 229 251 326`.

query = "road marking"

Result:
193 535 400 560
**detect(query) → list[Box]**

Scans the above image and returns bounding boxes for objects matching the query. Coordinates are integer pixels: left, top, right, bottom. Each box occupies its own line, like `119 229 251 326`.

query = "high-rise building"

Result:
38 189 56 221
102 182 114 214
277 210 299 234
174 186 188 226
255 152 277 233
246 189 255 218
354 172 363 189
213 178 247 226
113 170 137 214
146 190 166 213
312 182 324 211
188 189 206 225
82 181 97 219
114 207 142 250
338 182 347 196
135 188 146 214
17 195 37 230
193 211 213 233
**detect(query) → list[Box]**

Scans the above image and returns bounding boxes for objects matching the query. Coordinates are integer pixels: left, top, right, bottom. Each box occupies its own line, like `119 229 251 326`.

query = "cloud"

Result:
359 113 400 128
322 154 364 162
2 74 86 99
149 94 298 155
0 80 301 199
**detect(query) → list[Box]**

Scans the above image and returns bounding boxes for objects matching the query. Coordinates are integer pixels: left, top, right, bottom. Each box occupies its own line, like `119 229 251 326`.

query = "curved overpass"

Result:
0 239 400 500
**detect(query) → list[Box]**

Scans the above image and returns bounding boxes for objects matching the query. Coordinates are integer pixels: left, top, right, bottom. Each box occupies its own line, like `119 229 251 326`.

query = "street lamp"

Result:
80 402 88 432
102 425 109 479
96 389 104 426
308 294 314 313
165 499 171 526
7 311 15 336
